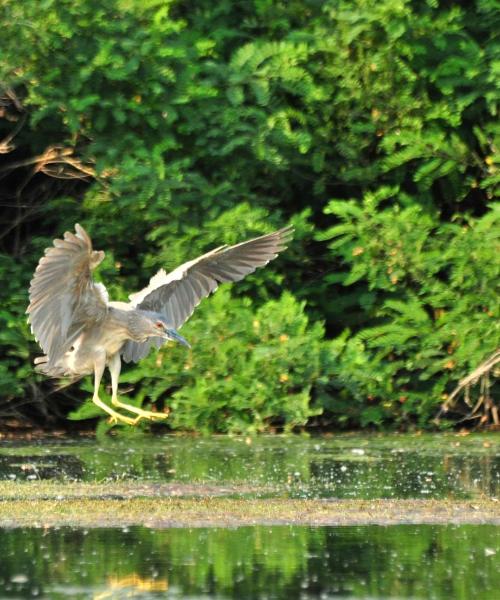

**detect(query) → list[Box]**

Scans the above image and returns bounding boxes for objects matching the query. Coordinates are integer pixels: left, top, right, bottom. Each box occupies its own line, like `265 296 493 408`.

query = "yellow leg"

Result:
108 352 168 423
93 353 138 426
92 394 137 426
111 395 169 421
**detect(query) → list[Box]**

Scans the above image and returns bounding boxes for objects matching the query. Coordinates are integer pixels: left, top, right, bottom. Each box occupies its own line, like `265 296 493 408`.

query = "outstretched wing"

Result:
27 224 108 365
121 226 293 363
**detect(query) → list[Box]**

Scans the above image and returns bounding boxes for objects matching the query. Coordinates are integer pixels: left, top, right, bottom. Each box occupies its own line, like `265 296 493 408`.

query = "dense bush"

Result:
318 192 499 428
0 0 497 430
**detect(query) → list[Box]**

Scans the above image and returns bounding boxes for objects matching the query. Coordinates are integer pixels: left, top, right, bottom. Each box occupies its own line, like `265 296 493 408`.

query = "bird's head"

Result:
136 311 191 348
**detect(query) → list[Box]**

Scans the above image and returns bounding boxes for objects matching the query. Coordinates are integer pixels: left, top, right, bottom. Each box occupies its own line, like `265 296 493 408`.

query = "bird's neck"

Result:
107 305 138 342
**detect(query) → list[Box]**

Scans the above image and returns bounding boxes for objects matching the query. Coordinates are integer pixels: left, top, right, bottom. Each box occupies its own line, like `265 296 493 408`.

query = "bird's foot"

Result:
92 395 137 426
111 397 169 423
106 413 136 426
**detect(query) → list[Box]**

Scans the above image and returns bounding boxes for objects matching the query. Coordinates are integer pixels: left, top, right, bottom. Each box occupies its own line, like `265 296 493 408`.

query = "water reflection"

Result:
0 434 499 499
0 525 498 599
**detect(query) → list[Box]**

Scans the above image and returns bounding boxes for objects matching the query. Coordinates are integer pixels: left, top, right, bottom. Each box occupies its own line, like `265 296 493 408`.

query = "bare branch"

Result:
437 349 500 427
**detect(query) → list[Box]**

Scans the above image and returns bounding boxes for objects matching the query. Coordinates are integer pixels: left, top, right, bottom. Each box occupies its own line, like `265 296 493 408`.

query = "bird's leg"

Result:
108 353 168 422
92 353 136 426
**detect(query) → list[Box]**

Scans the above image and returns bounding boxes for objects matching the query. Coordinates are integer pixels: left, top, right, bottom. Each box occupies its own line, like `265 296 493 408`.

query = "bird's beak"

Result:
166 328 191 349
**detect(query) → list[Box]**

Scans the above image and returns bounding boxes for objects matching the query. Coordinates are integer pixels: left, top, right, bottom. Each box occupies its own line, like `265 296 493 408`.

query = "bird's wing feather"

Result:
27 224 108 364
121 226 293 363
121 337 164 364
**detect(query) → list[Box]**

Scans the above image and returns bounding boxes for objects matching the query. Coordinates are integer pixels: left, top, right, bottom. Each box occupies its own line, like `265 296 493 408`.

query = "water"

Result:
1 434 499 598
1 433 499 499
0 525 498 599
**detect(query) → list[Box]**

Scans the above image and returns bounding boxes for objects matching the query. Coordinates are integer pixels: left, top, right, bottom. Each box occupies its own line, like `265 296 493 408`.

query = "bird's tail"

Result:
34 355 70 379
34 356 84 390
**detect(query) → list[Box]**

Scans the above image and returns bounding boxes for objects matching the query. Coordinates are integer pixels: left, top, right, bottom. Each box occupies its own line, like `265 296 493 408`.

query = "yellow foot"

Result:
93 395 137 426
111 397 169 422
106 412 137 426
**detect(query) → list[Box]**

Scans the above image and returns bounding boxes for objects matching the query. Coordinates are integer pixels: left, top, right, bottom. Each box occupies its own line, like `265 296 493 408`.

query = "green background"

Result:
0 0 498 431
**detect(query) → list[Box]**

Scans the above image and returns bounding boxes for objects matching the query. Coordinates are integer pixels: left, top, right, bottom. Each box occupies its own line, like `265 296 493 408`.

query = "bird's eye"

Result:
155 321 164 329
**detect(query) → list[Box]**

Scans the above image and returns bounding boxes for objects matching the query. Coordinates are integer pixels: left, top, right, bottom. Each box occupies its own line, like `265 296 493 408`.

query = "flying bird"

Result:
27 224 293 425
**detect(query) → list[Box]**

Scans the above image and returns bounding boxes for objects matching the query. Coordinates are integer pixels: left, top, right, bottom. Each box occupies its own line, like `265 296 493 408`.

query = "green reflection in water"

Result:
1 434 499 499
0 525 498 599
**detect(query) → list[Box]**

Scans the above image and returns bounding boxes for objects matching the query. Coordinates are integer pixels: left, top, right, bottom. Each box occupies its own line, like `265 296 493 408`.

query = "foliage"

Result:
0 0 498 430
0 259 32 401
318 194 499 428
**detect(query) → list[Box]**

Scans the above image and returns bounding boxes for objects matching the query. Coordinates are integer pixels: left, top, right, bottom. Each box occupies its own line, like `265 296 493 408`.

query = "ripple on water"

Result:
0 433 498 500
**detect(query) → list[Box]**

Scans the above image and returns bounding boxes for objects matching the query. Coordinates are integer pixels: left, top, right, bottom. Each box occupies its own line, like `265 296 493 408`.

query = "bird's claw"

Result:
129 411 168 425
110 397 169 424
93 395 169 426
106 413 136 426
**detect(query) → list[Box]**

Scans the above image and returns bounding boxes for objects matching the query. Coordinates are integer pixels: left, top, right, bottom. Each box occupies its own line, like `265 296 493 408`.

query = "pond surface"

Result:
0 434 499 598
0 524 498 599
0 433 498 499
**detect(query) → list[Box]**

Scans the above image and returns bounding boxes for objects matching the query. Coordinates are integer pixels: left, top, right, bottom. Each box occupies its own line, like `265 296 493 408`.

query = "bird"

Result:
27 224 294 425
